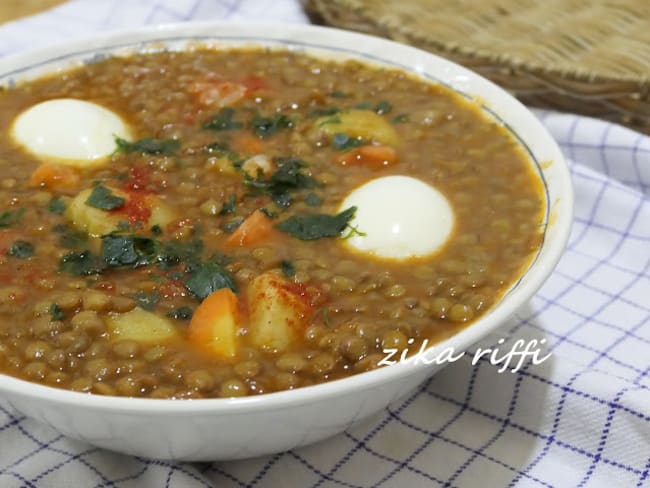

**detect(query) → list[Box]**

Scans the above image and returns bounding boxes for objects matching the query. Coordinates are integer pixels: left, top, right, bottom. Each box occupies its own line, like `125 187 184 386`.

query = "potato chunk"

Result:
66 186 175 237
316 109 398 146
107 307 178 343
247 271 312 353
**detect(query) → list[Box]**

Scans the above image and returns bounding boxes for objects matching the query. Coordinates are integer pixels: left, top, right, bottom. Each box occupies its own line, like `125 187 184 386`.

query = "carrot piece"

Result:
29 163 79 192
188 288 240 358
231 131 266 155
337 145 398 168
226 209 275 248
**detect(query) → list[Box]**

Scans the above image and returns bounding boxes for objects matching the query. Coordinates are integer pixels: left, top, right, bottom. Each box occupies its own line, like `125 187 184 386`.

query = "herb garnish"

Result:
132 291 160 311
167 306 193 320
101 234 159 268
59 250 106 276
220 194 237 215
220 217 244 233
184 261 238 300
49 304 65 321
251 113 293 138
85 184 125 210
0 208 24 228
243 157 317 208
332 133 365 151
53 224 88 249
280 260 296 277
203 108 243 131
305 193 322 207
308 106 340 118
48 196 66 215
374 100 393 114
7 240 34 259
115 136 180 155
275 207 357 240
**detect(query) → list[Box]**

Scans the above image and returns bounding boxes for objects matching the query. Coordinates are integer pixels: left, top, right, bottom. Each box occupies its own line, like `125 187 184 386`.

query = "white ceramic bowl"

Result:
0 22 573 461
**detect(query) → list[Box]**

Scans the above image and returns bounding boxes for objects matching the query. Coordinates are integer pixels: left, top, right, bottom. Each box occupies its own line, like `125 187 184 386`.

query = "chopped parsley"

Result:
243 157 317 208
49 304 65 321
308 106 340 118
280 260 296 277
305 192 322 207
101 234 159 268
374 100 393 114
392 113 409 123
59 250 106 276
7 240 34 259
167 306 193 320
220 217 244 233
251 113 293 138
132 291 160 311
150 224 163 236
332 133 365 151
115 136 180 155
48 196 66 215
275 206 357 240
53 224 88 249
202 108 243 131
219 194 237 215
0 208 24 228
85 184 125 210
184 261 238 300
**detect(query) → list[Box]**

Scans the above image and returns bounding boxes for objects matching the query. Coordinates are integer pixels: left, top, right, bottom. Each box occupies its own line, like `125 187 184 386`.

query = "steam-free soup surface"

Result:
0 49 544 398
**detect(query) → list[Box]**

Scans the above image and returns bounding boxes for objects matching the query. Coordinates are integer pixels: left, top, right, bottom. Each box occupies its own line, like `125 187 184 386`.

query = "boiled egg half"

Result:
339 175 454 260
11 98 131 168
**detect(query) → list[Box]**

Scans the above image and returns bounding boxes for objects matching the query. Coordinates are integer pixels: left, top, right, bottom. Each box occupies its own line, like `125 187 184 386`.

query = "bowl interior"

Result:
0 22 573 411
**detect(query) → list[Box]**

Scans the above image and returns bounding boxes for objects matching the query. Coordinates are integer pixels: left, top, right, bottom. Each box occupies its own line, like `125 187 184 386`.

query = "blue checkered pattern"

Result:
0 1 649 486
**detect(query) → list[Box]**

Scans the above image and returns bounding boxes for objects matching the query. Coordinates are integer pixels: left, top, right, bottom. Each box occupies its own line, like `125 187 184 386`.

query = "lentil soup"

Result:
0 48 545 398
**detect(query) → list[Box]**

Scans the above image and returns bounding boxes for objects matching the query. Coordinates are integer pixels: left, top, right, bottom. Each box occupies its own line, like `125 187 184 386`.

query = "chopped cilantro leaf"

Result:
85 184 125 210
132 291 160 311
7 240 34 259
48 196 66 215
251 113 293 138
392 113 409 123
220 217 244 233
280 260 296 277
59 250 105 276
202 108 243 131
308 106 340 118
374 101 393 114
220 194 237 215
275 207 357 240
167 306 193 320
332 133 365 151
101 234 159 268
115 136 180 155
243 157 317 208
259 207 278 218
151 224 163 236
317 115 341 127
49 304 65 321
0 208 24 228
53 224 88 249
184 261 238 300
305 192 322 207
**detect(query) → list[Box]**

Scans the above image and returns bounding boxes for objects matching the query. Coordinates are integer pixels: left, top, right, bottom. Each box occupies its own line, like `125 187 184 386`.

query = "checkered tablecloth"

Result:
0 1 649 487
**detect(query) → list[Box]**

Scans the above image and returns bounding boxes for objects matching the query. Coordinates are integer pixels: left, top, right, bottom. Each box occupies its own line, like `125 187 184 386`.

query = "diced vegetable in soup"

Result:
0 48 545 398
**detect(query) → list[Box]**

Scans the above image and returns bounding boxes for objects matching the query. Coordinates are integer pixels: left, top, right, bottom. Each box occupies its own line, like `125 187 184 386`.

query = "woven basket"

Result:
303 0 650 134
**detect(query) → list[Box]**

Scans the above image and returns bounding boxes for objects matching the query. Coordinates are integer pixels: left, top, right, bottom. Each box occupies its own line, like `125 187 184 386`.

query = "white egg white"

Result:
11 98 131 167
339 175 454 260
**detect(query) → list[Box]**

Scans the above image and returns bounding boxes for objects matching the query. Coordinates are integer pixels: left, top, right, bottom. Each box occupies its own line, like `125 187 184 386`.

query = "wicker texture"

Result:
303 0 650 134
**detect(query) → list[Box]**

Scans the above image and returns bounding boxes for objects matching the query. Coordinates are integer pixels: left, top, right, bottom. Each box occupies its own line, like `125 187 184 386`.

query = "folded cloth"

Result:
0 1 648 487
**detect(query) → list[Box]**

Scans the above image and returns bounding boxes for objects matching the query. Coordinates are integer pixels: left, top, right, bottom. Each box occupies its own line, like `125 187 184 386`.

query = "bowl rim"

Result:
0 21 574 414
